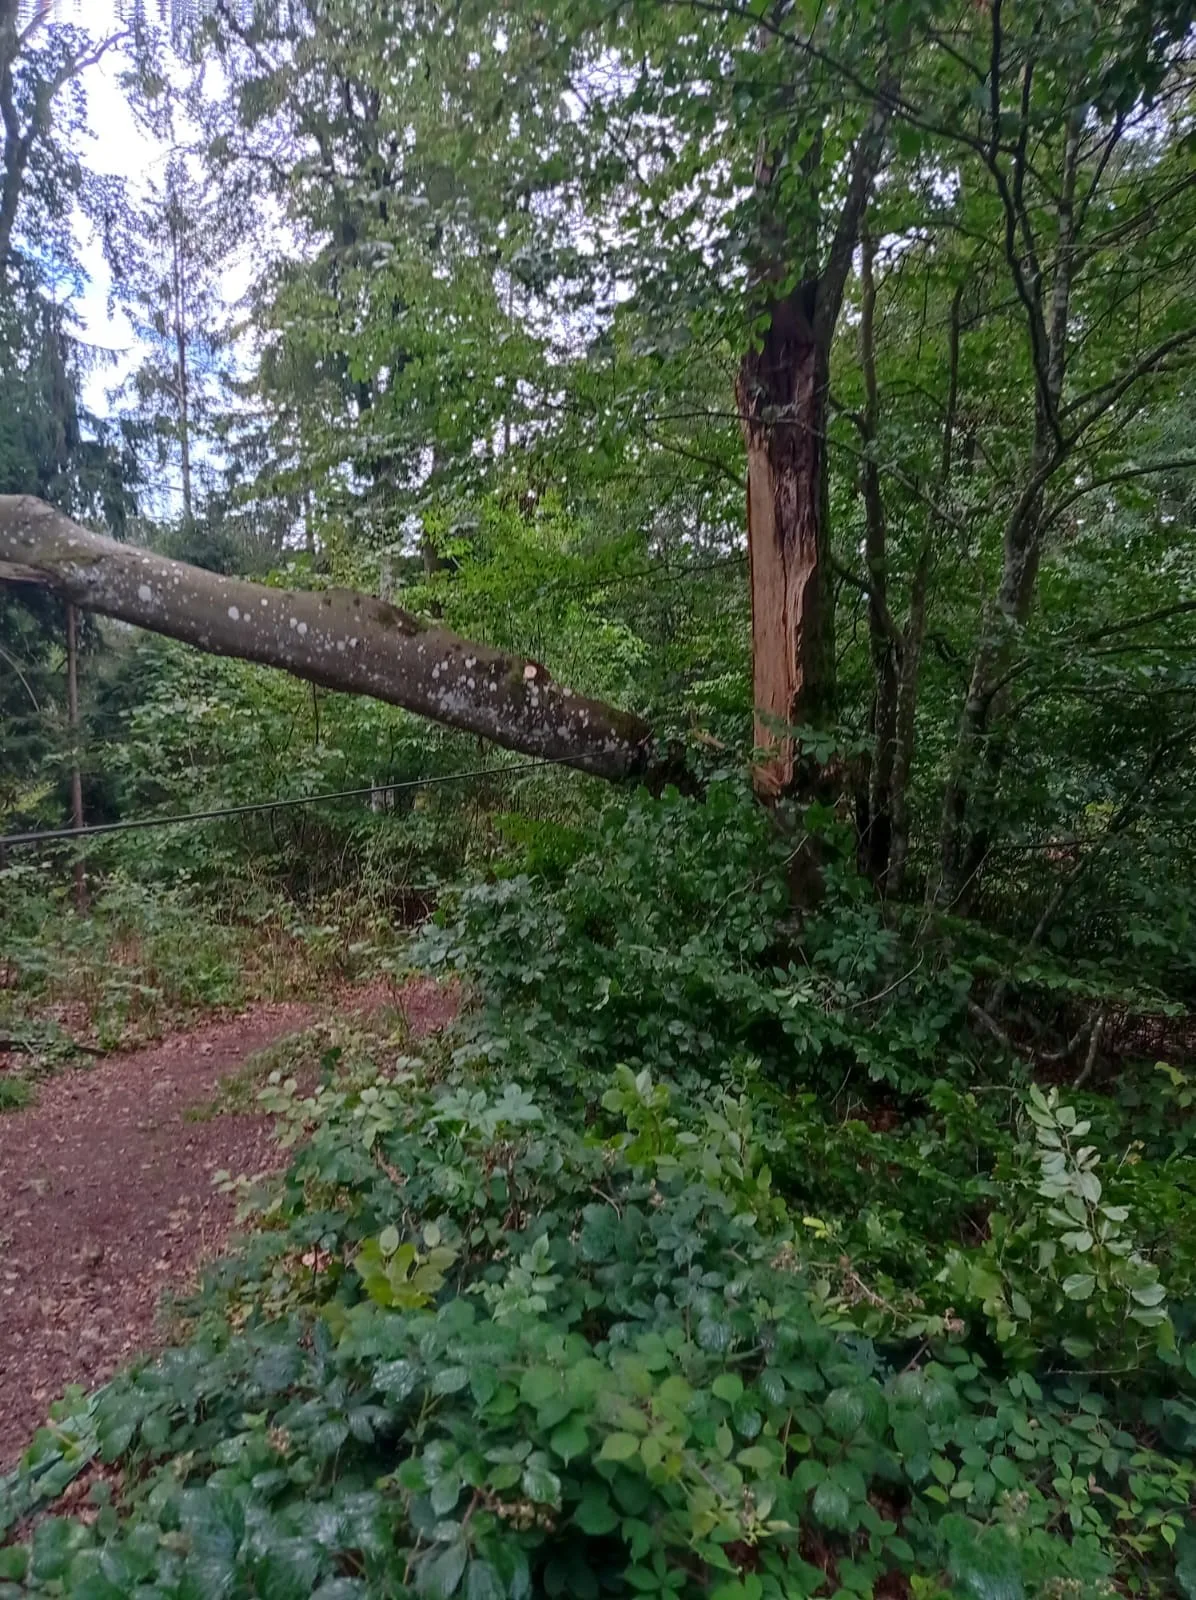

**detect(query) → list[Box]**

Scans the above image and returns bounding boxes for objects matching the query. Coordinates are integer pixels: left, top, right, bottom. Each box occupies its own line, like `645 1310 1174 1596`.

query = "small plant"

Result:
0 1073 34 1111
940 1084 1172 1365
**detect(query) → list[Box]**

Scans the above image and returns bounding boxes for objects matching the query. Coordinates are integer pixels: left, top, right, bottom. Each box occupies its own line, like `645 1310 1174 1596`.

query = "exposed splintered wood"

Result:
737 287 834 799
0 496 658 783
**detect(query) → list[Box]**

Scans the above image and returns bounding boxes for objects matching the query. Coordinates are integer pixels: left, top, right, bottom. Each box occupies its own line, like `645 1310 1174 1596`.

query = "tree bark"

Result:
65 599 87 911
884 546 929 896
856 231 898 878
0 496 659 783
737 284 834 799
171 212 193 524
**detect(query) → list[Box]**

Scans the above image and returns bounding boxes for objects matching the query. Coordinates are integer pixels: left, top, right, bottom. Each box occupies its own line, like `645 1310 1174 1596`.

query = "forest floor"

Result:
0 978 455 1469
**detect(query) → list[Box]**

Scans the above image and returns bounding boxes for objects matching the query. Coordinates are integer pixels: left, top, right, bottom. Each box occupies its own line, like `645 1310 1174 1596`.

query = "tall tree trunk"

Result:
0 495 662 784
856 231 898 877
64 599 86 910
885 282 963 895
934 108 1082 906
737 285 834 799
171 217 193 525
885 545 930 896
0 0 25 274
736 62 895 802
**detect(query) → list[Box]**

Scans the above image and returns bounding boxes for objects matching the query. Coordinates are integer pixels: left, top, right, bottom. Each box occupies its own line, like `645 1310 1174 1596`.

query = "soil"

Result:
0 978 456 1470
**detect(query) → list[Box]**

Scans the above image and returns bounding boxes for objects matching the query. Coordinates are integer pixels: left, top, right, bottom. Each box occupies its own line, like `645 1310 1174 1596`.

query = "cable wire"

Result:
0 758 575 850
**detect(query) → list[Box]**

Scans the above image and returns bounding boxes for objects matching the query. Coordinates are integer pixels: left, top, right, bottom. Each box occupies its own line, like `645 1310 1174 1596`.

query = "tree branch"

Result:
0 496 660 783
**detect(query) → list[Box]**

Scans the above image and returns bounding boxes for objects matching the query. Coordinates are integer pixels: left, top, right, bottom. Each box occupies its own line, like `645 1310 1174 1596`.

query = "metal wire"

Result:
0 758 576 850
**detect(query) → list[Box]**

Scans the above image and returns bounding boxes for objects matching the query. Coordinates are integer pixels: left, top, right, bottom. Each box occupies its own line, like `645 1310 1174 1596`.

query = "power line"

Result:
0 758 576 850
526 552 745 599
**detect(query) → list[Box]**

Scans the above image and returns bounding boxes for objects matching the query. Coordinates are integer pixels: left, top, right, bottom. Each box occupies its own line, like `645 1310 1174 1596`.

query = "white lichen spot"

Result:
523 664 537 681
349 637 358 648
260 598 269 608
137 584 152 603
467 677 475 689
489 680 497 692
228 605 240 621
289 617 298 629
297 621 308 637
336 640 346 652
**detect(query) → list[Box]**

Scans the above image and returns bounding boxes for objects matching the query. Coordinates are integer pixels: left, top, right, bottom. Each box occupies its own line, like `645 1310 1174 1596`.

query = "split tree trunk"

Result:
0 495 659 784
737 286 834 800
734 70 894 804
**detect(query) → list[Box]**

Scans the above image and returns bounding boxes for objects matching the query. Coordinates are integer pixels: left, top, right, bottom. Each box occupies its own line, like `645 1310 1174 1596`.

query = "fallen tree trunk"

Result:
0 496 657 783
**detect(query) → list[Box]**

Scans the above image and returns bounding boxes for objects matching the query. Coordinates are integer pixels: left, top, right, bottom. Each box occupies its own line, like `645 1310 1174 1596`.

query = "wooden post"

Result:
65 601 87 911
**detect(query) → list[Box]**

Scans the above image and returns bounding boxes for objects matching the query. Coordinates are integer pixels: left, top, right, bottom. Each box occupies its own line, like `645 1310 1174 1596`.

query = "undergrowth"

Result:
2 779 1194 1597
0 863 406 1060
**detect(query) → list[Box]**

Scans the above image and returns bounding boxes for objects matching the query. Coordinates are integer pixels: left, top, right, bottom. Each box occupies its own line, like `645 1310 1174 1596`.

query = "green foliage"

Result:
6 786 1196 1596
416 778 980 1104
0 1073 34 1111
0 859 405 1054
5 1010 1194 1597
939 1085 1173 1368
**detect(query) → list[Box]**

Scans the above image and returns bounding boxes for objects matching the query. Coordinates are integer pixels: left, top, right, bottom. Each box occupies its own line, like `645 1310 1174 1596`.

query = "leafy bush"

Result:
416 780 980 1103
5 1031 1195 1598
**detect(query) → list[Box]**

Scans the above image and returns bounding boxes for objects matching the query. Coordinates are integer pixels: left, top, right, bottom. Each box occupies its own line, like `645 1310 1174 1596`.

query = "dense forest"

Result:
1 0 1195 1595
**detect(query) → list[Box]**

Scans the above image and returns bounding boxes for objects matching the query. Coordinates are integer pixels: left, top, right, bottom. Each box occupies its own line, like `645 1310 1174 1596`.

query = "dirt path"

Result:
0 981 453 1469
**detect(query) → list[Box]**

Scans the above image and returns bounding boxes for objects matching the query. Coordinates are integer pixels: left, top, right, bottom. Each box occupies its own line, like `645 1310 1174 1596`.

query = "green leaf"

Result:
419 1541 468 1600
599 1432 640 1462
430 1473 462 1517
823 1386 866 1439
379 1225 400 1256
0 1547 27 1583
949 1528 1025 1600
757 1369 786 1406
989 1456 1019 1488
465 1563 505 1600
711 1373 744 1404
549 1417 588 1463
579 1204 622 1262
522 1459 562 1506
519 1367 560 1409
811 1479 851 1529
375 1360 420 1401
433 1366 470 1396
574 1489 619 1535
1061 1273 1096 1301
1130 1281 1166 1307
1175 1532 1196 1599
